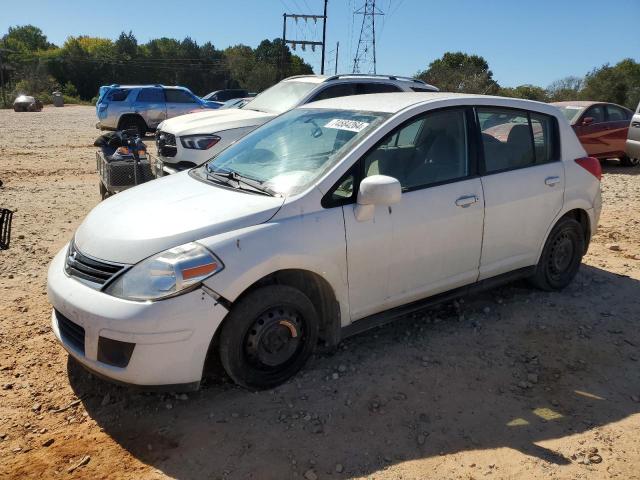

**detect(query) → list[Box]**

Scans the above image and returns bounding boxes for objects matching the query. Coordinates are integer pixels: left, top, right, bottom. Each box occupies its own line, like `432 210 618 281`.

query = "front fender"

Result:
199 209 350 326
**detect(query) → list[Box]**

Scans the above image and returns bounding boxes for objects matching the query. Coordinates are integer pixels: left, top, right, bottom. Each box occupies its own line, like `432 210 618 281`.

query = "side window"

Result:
478 109 534 173
357 83 401 94
166 89 197 103
529 113 557 164
606 105 626 122
107 89 130 101
363 108 469 190
136 88 164 103
583 105 605 123
311 84 356 102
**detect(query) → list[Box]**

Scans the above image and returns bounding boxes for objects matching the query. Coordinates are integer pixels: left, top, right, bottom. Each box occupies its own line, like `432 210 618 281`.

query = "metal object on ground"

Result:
96 151 154 198
0 208 13 250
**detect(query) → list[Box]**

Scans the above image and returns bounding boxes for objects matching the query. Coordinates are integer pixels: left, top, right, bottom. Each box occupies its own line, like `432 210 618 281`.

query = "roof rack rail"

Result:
283 74 323 80
325 74 427 85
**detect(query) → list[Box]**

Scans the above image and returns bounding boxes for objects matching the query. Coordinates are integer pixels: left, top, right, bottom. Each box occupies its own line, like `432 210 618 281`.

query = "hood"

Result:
75 172 284 264
159 108 274 136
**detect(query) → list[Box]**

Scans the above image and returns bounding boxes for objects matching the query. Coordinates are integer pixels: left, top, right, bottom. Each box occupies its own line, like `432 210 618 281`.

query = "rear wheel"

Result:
219 285 319 390
620 155 640 167
530 217 585 291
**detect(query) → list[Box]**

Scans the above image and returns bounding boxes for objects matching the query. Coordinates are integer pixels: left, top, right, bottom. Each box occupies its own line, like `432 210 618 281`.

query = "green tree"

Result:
499 84 548 102
581 59 640 109
416 52 499 94
1 25 54 53
546 76 583 102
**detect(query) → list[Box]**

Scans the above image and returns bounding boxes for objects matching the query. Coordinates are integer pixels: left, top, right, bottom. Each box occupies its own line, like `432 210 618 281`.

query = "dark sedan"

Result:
553 101 636 167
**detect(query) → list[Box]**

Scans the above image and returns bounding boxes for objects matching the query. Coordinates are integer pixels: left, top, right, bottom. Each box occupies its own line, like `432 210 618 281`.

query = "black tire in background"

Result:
620 155 640 167
219 285 320 390
530 217 585 291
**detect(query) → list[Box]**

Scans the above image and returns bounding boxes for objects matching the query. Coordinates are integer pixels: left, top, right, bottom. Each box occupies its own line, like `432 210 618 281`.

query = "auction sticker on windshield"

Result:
324 118 370 132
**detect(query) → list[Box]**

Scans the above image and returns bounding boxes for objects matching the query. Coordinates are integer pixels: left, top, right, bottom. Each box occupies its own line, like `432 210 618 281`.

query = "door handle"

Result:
632 122 640 128
455 195 478 208
545 176 560 187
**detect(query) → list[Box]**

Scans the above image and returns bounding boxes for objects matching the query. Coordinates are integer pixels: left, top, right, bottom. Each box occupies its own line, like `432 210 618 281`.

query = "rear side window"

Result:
137 88 164 103
478 108 558 173
606 104 627 121
107 89 130 101
166 89 196 103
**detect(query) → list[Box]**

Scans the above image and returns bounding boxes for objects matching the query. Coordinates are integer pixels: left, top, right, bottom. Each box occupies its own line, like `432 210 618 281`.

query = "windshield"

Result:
198 108 389 196
244 81 318 114
556 105 585 123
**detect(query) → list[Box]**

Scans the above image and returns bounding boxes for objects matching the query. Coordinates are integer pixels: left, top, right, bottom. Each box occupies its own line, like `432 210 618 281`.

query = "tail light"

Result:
575 157 602 181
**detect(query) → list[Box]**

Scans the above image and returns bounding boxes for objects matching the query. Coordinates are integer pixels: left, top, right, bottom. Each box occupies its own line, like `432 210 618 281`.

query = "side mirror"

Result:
354 175 401 222
582 116 595 126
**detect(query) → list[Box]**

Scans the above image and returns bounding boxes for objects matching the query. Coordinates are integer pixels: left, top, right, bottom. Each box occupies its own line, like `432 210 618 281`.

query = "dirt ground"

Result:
0 105 639 480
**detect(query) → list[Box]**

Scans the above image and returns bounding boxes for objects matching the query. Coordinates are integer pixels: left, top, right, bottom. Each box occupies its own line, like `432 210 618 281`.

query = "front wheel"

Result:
219 285 319 390
530 217 585 291
620 155 640 167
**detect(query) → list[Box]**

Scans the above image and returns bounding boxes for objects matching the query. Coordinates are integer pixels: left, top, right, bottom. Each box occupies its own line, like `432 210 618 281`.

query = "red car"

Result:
552 101 636 167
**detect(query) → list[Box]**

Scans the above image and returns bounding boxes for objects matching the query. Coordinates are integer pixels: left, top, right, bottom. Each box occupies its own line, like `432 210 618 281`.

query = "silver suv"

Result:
95 84 218 136
154 74 439 175
626 100 640 166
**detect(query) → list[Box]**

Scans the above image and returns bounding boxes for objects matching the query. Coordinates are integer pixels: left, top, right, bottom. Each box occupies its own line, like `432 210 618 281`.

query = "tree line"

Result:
0 25 312 106
1 26 639 110
416 51 640 110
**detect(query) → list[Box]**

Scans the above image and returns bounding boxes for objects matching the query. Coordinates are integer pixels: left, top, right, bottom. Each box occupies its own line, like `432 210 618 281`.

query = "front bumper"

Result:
47 247 229 388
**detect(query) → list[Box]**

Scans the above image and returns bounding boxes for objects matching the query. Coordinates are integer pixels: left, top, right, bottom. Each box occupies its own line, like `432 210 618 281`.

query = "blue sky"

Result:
2 0 639 87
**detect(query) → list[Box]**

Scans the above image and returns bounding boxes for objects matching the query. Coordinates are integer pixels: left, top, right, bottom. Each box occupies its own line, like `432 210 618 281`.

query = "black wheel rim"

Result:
631 158 640 166
244 306 304 369
548 230 575 281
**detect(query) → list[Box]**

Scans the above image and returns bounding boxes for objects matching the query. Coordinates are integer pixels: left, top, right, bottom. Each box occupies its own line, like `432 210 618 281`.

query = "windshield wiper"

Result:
206 168 276 196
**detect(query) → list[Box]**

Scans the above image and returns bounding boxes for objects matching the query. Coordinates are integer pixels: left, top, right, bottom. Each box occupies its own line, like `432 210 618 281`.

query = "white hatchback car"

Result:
48 93 602 390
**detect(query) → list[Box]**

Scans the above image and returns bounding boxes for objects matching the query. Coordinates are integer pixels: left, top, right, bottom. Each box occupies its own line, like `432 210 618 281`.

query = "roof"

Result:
304 92 563 116
551 101 599 107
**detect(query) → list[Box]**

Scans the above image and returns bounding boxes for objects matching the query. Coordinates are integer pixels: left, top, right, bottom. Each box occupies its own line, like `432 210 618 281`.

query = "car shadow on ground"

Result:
601 159 640 175
68 264 640 479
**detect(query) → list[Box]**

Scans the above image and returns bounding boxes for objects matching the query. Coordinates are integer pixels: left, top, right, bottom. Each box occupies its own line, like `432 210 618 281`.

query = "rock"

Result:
608 244 621 251
2 383 14 390
32 403 42 412
331 372 339 380
42 438 54 447
100 394 110 407
588 453 603 464
12 447 22 453
304 469 318 480
337 365 347 373
527 373 539 384
335 463 344 473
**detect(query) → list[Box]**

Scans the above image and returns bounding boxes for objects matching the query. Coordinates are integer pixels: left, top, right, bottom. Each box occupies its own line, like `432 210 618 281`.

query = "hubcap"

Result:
245 307 303 368
548 231 574 277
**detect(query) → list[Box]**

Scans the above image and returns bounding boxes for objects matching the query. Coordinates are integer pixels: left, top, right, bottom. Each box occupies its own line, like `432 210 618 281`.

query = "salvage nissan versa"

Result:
48 93 602 390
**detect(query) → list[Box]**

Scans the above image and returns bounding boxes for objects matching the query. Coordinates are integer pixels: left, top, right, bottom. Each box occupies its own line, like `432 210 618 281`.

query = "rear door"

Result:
165 89 201 118
604 104 632 155
133 88 166 129
627 102 640 159
477 107 564 279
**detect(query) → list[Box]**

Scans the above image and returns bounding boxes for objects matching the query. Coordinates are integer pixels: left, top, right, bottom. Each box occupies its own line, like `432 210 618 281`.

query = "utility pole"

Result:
352 0 384 74
320 0 328 75
334 42 339 75
280 5 328 78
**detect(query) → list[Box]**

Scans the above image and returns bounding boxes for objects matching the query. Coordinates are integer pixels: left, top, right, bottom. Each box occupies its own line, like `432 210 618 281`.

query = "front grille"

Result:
65 242 125 286
156 131 177 157
56 310 85 355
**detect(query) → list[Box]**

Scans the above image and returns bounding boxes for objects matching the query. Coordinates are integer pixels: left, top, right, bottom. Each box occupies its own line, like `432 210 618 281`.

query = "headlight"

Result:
180 134 221 150
104 242 223 301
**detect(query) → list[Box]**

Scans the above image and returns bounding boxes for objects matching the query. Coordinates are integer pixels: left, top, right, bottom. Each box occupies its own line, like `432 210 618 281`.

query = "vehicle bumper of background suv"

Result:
47 247 228 389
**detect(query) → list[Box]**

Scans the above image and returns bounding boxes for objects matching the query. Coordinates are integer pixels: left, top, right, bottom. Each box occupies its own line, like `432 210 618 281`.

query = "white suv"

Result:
153 74 438 175
48 93 602 390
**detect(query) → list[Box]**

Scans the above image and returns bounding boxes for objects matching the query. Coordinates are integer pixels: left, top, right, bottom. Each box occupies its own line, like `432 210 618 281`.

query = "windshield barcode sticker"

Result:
324 119 370 132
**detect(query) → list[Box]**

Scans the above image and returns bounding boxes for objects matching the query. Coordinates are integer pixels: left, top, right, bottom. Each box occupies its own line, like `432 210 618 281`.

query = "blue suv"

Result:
96 84 219 136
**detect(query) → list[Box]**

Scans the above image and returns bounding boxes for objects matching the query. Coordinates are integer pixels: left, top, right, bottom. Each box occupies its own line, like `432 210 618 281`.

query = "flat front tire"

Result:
219 285 319 390
530 217 585 291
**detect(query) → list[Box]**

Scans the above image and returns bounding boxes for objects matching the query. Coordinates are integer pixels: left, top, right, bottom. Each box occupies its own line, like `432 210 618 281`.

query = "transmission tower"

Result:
351 0 384 74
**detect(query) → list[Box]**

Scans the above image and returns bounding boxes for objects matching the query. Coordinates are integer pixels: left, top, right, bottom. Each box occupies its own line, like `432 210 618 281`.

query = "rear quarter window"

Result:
107 89 131 102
